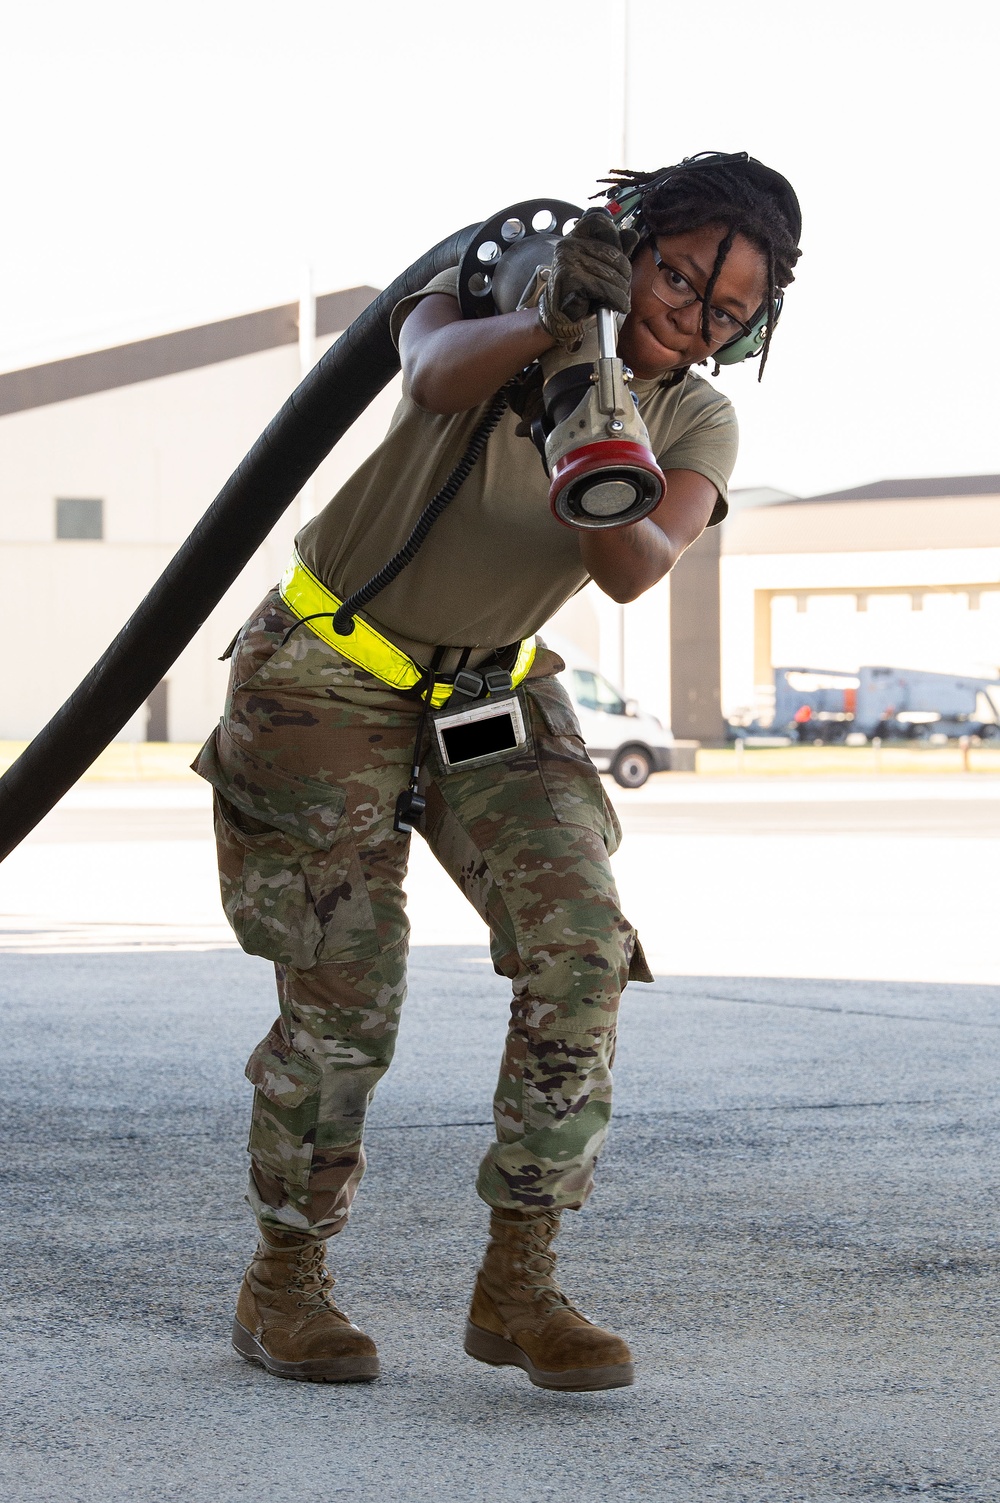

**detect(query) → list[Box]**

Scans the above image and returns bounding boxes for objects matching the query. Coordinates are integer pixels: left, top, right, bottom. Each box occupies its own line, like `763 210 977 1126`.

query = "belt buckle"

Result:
452 669 485 699
484 667 513 695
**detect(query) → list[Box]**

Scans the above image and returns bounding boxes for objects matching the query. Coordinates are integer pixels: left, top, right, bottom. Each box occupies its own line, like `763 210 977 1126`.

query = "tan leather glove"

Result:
538 209 639 348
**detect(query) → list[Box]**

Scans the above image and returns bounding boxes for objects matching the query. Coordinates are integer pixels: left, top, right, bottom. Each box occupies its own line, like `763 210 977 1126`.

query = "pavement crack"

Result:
645 988 1000 1029
615 1098 943 1119
367 1099 949 1132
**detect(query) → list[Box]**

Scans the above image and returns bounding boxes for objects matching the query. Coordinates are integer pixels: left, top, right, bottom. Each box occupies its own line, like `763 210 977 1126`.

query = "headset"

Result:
602 150 802 367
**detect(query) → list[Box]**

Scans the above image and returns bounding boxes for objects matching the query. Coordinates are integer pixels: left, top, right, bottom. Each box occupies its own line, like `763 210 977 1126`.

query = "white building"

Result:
0 286 410 742
722 476 1000 724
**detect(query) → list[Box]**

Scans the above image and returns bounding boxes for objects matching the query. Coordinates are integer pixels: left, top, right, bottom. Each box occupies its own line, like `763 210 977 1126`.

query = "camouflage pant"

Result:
194 590 651 1239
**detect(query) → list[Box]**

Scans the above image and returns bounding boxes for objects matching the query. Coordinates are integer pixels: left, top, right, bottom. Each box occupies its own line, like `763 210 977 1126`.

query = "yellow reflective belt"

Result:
279 552 535 709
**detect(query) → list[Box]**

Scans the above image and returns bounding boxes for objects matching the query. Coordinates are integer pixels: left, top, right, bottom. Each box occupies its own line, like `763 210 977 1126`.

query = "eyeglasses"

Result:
648 243 755 346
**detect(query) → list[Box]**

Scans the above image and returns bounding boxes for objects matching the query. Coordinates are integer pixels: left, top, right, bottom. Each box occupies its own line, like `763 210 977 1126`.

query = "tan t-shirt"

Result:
297 266 738 658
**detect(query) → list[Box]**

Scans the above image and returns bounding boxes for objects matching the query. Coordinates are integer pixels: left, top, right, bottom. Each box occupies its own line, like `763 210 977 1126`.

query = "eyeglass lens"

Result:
649 256 748 341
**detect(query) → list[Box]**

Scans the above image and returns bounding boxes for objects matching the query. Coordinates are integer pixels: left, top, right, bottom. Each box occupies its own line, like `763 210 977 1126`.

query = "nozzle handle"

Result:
595 308 628 417
597 307 618 361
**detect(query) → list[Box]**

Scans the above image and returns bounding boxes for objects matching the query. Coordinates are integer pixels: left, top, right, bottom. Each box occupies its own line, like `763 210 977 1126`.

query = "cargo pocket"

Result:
194 721 378 969
246 1022 320 1194
526 677 623 856
628 932 655 983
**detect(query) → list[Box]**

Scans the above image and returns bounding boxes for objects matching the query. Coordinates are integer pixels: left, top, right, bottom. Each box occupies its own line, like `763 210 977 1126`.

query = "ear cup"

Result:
713 314 768 366
713 291 783 366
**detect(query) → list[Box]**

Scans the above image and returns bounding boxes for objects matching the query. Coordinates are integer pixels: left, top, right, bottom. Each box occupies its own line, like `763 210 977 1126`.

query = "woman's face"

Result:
618 222 769 380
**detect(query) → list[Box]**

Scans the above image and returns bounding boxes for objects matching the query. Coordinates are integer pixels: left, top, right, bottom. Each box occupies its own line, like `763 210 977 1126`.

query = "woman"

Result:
196 150 802 1390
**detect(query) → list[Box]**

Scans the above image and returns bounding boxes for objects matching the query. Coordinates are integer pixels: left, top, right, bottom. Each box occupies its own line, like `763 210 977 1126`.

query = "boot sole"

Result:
464 1319 634 1392
232 1318 379 1383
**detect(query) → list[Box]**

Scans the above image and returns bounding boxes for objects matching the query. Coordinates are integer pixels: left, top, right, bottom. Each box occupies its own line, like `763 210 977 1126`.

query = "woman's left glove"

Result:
538 209 639 348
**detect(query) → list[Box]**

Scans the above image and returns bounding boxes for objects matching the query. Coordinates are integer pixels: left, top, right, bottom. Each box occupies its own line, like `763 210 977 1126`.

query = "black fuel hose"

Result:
0 223 479 863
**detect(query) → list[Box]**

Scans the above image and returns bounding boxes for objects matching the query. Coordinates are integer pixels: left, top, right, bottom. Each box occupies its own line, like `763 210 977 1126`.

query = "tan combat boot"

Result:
464 1209 634 1391
232 1228 379 1383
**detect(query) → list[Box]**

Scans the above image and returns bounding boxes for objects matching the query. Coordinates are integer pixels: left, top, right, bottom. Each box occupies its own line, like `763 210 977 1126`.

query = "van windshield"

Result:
572 670 627 716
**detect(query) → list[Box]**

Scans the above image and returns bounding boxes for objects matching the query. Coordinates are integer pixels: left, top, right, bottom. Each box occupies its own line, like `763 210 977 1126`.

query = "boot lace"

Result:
514 1214 573 1314
287 1242 343 1320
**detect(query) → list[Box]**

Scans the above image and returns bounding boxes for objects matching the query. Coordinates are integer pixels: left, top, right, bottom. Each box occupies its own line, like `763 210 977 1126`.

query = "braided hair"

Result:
601 154 801 378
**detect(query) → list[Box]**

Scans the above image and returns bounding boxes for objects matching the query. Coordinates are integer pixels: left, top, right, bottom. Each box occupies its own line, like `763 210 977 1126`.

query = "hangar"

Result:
721 477 1000 726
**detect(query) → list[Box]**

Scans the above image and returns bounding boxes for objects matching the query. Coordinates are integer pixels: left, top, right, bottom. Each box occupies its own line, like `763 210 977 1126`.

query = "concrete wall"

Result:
0 333 401 742
669 526 724 742
724 494 1000 556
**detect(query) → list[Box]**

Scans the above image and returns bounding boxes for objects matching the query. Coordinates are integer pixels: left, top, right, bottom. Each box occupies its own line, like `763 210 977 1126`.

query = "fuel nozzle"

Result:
543 308 665 530
460 196 667 531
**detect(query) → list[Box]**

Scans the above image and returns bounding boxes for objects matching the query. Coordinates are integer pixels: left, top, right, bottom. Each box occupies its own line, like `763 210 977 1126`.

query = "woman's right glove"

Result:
537 208 639 349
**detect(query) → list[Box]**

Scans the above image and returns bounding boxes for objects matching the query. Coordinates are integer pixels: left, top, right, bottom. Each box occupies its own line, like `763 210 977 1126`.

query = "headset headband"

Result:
606 150 802 246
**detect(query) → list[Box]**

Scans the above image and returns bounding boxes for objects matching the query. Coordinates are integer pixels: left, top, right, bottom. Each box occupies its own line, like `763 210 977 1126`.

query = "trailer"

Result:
768 665 1000 742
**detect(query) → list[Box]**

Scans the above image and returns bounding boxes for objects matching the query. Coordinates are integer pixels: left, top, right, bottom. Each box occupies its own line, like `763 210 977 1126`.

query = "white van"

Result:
542 633 675 788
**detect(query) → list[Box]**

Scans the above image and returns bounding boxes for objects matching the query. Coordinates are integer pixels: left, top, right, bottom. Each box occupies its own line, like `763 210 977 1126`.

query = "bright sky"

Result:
1 0 996 498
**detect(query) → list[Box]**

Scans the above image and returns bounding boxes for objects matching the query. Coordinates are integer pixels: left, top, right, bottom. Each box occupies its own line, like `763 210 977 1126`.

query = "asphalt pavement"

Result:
1 780 999 1502
3 955 999 1502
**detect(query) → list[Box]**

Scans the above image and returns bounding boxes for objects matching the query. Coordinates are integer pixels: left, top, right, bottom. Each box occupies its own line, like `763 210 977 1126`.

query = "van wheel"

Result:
612 747 652 789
